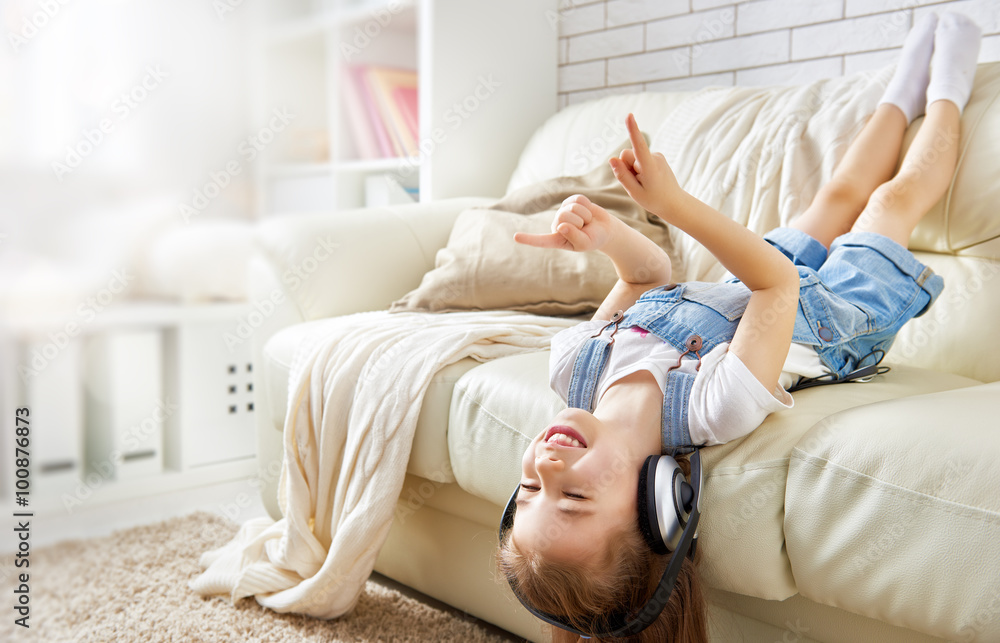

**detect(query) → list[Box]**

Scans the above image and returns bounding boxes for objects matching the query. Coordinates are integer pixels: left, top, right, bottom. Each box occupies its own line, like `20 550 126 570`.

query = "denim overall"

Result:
566 281 753 454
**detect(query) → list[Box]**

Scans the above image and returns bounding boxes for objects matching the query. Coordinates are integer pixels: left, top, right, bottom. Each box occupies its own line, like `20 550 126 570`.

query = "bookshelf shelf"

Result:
253 0 557 216
265 158 418 179
266 162 336 177
334 157 420 173
265 1 418 46
265 12 338 45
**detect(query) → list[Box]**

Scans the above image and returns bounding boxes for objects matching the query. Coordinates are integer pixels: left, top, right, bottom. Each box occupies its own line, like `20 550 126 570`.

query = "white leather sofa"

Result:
251 64 1000 642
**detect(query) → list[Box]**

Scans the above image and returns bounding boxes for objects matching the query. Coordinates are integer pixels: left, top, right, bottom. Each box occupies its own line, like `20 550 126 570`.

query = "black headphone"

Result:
498 448 702 638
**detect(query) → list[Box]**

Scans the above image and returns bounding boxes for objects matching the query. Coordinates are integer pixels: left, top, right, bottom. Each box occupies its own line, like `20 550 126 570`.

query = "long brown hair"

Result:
497 520 708 643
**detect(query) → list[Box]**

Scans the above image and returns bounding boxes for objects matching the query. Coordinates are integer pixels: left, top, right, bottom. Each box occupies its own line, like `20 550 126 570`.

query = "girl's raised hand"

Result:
609 113 682 220
513 194 616 252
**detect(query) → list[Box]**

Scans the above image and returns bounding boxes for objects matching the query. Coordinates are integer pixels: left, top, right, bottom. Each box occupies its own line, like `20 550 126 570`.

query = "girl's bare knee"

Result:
815 178 870 215
852 181 924 245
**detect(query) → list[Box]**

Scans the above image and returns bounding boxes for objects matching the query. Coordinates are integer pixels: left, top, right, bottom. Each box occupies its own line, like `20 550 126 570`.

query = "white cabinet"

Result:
1 303 259 515
253 0 557 214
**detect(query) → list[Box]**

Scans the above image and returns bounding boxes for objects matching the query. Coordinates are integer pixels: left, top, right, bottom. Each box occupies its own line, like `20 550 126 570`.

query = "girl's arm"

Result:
610 114 799 392
514 194 672 322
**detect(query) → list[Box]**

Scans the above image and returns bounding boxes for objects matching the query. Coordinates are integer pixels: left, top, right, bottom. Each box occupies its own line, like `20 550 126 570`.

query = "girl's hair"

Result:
497 516 708 643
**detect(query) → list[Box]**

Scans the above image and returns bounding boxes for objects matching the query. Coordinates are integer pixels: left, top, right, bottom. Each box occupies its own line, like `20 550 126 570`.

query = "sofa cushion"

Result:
262 320 480 483
447 352 980 600
785 383 1000 641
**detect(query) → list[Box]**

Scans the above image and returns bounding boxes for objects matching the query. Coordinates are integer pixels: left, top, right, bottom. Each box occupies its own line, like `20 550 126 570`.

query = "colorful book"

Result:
340 65 379 160
393 86 419 145
340 64 419 159
366 66 419 157
355 66 396 158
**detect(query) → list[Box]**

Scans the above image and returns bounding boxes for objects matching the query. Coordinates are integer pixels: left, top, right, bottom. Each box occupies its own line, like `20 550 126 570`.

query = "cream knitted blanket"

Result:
189 310 575 618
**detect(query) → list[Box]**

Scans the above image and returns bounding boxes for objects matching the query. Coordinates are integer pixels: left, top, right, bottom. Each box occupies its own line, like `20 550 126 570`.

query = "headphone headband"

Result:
498 448 702 638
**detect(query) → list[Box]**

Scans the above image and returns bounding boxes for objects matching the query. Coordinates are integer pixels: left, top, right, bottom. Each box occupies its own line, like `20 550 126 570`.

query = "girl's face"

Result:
510 407 646 567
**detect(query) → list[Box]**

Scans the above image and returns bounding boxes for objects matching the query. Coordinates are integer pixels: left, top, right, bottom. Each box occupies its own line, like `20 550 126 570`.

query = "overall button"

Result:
686 335 703 351
818 326 834 342
662 283 678 291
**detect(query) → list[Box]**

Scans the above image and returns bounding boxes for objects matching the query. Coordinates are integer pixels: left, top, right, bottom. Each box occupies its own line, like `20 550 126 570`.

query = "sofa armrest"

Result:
247 197 494 519
784 381 1000 642
250 197 494 323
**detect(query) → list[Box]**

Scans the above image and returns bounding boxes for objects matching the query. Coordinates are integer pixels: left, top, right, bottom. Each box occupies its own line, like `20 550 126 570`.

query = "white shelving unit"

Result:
0 302 260 517
252 0 558 215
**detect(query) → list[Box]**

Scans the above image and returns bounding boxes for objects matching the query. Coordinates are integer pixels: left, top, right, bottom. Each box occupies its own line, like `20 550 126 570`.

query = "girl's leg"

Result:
790 13 938 248
851 13 981 246
788 104 909 248
849 100 959 246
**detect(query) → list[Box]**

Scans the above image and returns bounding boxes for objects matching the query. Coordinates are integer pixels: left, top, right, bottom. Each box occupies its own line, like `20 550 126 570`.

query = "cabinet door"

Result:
84 330 165 480
165 322 257 469
22 338 84 486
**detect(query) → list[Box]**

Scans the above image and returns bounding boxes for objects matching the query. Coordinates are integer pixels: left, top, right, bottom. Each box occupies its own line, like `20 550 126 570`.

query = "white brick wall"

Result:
556 0 1000 107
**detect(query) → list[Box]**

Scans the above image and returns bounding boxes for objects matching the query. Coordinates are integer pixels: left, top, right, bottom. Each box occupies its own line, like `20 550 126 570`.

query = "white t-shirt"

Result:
549 320 830 446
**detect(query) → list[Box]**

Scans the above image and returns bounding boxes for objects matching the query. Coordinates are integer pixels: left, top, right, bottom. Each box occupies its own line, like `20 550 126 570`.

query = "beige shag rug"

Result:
0 511 515 642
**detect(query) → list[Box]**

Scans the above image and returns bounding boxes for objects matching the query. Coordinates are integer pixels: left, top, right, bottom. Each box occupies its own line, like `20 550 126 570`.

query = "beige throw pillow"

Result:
390 138 678 316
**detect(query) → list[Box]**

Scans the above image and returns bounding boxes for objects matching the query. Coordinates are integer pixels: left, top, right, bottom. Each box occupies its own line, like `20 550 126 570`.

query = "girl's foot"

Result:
878 12 938 123
926 12 983 113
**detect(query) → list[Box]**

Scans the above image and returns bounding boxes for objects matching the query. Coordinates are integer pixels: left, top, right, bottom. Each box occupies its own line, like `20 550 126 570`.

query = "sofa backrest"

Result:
507 92 693 193
507 64 1000 383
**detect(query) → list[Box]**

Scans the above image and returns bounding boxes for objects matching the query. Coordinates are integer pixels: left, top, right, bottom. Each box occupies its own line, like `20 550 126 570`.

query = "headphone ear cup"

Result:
637 455 669 555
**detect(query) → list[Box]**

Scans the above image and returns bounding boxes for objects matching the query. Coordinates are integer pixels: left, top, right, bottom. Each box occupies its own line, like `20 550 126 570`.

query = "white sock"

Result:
878 12 938 123
926 12 983 113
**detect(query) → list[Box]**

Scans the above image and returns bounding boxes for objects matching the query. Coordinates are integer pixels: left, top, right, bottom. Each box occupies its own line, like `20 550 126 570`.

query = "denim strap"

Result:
566 336 613 412
567 319 698 454
662 370 696 455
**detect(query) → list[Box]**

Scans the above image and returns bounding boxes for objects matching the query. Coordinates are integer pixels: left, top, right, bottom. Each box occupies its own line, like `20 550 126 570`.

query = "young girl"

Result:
497 12 981 642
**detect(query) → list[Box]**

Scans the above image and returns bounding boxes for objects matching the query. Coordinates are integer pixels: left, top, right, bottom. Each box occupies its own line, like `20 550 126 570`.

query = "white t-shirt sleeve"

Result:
687 343 793 446
549 320 607 402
